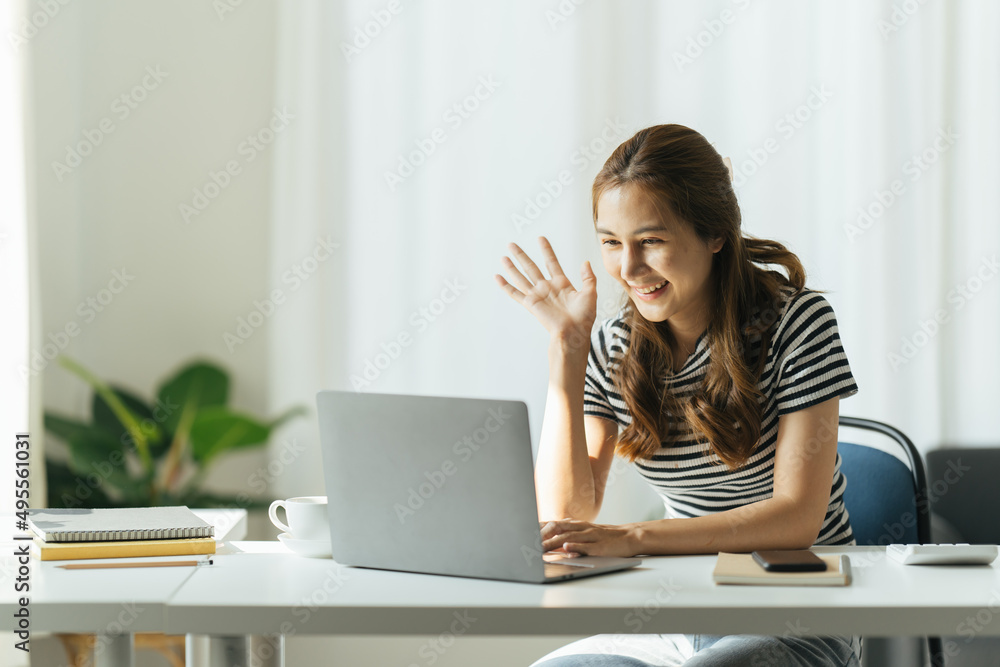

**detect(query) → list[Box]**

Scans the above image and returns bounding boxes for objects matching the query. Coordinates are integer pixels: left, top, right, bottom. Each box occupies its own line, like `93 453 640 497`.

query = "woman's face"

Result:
596 185 723 328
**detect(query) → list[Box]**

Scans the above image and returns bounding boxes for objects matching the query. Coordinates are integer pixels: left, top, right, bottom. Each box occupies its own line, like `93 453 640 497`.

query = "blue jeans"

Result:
530 633 862 666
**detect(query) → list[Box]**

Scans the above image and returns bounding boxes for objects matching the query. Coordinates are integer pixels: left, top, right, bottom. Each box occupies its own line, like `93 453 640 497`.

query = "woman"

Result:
495 124 861 666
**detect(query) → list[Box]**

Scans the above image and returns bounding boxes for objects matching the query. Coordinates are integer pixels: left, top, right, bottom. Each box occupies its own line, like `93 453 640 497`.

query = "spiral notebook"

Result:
27 506 215 543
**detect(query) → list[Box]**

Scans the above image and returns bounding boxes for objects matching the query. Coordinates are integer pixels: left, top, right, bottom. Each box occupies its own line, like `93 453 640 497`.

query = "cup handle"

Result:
268 500 292 534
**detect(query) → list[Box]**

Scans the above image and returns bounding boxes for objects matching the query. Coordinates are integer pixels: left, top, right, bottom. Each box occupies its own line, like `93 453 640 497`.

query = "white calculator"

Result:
886 543 998 565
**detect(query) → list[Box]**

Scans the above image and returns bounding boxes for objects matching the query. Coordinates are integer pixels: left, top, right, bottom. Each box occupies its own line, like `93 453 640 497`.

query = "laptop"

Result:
315 390 642 583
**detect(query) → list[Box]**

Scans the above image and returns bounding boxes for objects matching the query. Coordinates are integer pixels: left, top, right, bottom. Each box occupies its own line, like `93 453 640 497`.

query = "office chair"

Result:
927 447 1000 545
926 447 1000 666
837 416 942 667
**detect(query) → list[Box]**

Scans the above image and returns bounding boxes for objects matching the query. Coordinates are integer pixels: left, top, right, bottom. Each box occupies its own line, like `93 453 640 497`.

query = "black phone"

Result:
751 549 827 572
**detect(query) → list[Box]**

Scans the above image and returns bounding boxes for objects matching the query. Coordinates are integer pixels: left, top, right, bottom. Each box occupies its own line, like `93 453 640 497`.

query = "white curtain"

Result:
268 0 1000 522
1 0 38 508
1 2 37 663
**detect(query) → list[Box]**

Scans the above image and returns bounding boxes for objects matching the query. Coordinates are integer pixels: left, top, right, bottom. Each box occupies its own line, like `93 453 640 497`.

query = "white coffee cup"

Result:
268 496 330 541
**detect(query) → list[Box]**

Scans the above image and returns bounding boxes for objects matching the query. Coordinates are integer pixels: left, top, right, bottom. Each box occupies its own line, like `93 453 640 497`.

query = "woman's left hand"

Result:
540 519 639 558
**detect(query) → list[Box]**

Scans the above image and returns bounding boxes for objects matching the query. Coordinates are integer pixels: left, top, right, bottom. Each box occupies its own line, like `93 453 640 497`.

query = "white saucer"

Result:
277 532 332 558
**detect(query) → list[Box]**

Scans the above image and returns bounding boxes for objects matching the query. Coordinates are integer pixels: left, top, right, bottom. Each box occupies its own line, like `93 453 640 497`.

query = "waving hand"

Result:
494 236 598 343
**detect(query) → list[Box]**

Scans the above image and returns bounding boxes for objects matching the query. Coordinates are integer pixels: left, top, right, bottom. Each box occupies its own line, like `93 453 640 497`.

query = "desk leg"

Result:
185 634 209 666
250 634 284 667
186 635 246 666
185 634 283 667
94 632 134 667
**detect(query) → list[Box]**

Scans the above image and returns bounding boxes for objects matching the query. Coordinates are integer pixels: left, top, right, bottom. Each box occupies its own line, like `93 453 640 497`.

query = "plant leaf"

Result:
45 459 115 509
189 407 270 464
45 414 154 507
156 361 229 435
64 430 120 476
92 385 167 456
57 357 154 471
44 413 108 444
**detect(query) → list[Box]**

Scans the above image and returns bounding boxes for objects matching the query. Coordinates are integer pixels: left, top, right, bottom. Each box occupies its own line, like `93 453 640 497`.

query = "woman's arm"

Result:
542 397 841 556
534 336 618 521
493 237 612 522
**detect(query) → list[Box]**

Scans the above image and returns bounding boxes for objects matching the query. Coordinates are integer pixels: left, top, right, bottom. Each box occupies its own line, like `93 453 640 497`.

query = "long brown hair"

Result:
592 124 805 469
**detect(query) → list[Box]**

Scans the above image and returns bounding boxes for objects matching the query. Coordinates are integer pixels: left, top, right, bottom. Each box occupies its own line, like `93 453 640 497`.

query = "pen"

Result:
58 559 214 570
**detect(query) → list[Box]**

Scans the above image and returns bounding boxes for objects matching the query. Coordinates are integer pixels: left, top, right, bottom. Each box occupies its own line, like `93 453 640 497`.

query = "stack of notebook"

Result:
27 506 216 561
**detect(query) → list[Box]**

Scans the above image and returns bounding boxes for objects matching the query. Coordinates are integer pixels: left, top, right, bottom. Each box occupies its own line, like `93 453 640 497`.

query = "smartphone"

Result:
751 549 827 572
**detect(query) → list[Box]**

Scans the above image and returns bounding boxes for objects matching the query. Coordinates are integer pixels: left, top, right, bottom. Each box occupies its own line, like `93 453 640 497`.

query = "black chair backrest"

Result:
926 447 1000 544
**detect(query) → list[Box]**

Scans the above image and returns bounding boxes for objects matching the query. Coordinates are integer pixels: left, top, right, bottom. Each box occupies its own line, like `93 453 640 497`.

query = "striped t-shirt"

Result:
584 287 859 546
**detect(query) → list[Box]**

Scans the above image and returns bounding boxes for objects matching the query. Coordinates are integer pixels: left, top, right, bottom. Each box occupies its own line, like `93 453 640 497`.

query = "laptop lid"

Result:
316 390 553 582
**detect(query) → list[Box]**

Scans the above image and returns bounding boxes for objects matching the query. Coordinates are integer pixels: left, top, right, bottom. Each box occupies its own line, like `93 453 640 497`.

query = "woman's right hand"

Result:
495 236 598 346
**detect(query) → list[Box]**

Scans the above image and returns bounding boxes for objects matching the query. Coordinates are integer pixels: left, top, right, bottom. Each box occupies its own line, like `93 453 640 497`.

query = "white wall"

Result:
32 0 280 505
29 2 579 665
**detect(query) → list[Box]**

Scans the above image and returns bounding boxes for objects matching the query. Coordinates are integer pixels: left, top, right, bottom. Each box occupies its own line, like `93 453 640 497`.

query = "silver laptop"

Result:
315 390 642 583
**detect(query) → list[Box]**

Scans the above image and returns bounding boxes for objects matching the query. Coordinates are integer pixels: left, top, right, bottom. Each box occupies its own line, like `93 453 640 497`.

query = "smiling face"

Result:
596 185 723 336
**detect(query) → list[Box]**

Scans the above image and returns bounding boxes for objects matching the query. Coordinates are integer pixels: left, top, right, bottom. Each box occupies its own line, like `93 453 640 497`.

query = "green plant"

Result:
44 356 306 509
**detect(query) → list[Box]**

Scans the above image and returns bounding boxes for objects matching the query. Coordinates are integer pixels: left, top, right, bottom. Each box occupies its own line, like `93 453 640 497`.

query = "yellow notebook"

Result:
712 552 851 586
32 536 216 561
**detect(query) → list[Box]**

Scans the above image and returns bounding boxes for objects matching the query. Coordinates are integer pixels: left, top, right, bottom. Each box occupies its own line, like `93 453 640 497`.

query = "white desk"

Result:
6 540 1000 666
163 543 1000 655
3 553 195 633
0 509 247 667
